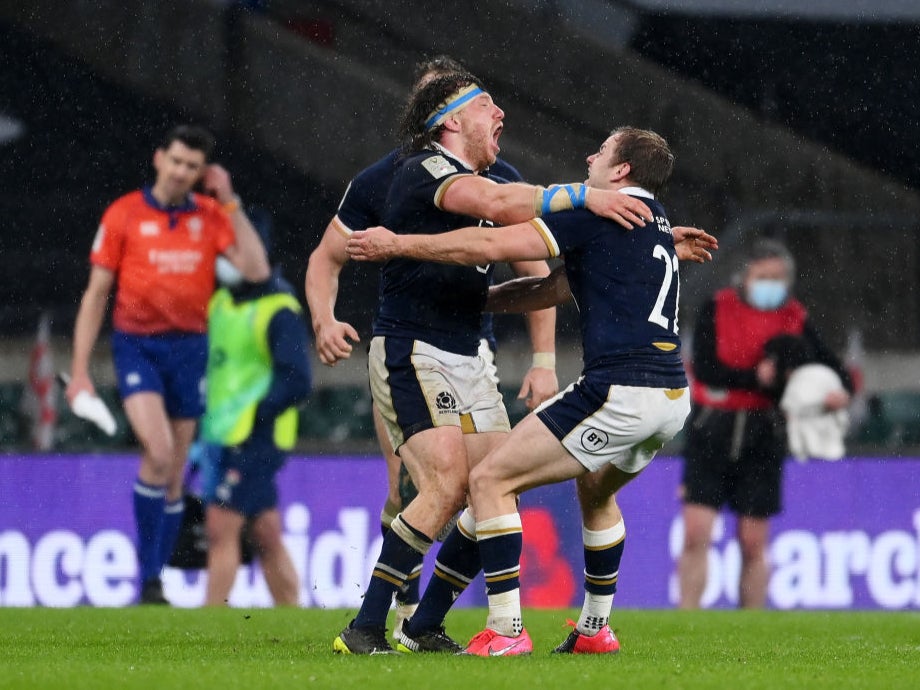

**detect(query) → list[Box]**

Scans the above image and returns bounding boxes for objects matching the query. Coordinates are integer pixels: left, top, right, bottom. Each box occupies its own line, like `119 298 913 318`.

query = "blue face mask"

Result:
747 279 788 310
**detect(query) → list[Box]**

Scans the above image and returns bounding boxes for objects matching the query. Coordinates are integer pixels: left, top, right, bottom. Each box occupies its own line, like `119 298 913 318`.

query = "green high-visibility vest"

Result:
200 288 301 449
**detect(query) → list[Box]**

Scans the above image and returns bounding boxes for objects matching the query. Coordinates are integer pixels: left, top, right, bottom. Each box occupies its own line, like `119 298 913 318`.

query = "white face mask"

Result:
747 279 788 310
215 256 244 288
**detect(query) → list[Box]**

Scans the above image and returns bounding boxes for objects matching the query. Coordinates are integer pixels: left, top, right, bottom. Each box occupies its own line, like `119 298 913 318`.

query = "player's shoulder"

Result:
401 148 469 181
345 149 400 197
489 157 523 183
360 148 401 176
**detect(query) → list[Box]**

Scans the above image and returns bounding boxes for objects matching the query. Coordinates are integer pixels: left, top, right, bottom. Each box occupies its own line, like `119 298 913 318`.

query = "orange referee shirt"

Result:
90 188 235 335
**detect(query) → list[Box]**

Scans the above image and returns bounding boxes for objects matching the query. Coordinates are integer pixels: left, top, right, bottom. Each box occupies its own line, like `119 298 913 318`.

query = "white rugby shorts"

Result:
536 379 691 473
369 336 510 451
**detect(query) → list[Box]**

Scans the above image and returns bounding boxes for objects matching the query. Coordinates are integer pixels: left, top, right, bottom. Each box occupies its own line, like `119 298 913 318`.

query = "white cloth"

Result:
780 364 849 462
71 390 118 436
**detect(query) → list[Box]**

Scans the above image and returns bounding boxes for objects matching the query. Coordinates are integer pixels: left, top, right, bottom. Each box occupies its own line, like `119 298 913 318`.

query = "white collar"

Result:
619 186 654 199
432 142 478 173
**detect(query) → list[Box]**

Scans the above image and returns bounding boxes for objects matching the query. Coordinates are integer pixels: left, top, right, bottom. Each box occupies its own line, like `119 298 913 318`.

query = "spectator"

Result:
678 238 853 609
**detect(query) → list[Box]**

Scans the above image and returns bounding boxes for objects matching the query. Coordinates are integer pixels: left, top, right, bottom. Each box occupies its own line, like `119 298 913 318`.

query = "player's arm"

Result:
67 265 115 402
203 164 271 282
508 259 559 409
486 265 572 314
439 176 652 229
305 220 361 366
672 226 719 263
347 220 554 266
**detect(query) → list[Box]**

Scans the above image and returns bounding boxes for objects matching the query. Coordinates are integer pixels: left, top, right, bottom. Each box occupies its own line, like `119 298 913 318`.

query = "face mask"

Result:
747 279 788 310
215 256 244 288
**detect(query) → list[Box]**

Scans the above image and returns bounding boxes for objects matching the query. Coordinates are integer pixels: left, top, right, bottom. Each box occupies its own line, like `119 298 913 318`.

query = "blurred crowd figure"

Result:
678 238 853 608
198 242 312 607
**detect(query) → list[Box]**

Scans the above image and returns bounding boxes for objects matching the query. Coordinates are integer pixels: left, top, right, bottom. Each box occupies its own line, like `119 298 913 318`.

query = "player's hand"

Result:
585 189 653 229
313 320 360 366
518 366 559 411
673 226 718 263
346 226 400 262
201 164 234 204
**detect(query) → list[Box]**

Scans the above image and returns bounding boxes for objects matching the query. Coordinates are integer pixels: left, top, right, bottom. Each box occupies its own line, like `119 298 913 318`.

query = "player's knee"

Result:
468 462 503 502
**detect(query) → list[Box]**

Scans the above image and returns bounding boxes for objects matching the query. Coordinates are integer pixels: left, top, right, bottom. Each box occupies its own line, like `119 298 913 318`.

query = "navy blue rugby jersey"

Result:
335 150 522 232
373 149 498 355
533 188 687 388
335 150 521 354
333 150 400 232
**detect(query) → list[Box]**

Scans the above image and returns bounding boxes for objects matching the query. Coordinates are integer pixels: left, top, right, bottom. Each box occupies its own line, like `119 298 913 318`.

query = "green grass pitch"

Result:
2 607 918 690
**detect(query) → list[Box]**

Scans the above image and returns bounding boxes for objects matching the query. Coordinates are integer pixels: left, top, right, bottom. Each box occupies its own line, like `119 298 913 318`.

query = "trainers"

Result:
464 628 532 657
552 623 620 654
396 620 464 654
393 602 418 640
333 621 399 655
139 578 169 605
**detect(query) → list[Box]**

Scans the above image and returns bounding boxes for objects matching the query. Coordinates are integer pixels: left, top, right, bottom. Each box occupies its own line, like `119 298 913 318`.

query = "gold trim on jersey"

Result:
330 215 352 237
529 218 561 257
433 173 477 209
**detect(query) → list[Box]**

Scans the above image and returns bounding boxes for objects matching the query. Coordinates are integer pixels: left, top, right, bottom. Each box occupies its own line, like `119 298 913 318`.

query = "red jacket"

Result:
691 288 807 411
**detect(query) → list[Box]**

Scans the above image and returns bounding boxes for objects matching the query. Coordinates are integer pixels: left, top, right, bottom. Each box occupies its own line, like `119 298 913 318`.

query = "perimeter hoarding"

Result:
1 454 918 609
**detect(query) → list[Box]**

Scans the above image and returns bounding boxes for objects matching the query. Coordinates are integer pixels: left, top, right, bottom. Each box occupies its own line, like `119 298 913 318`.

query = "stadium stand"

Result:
2 0 920 451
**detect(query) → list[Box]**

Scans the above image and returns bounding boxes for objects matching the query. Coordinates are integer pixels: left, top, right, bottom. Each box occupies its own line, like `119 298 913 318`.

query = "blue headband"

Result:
425 85 484 131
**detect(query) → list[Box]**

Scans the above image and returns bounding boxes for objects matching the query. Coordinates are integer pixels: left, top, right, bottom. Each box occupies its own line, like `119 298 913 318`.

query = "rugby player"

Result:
305 56 559 640
330 72 655 655
346 126 717 655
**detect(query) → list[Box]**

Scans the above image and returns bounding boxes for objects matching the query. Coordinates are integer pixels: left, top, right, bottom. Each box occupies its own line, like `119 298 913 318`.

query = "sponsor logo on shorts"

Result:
216 469 241 502
435 391 458 413
580 428 609 453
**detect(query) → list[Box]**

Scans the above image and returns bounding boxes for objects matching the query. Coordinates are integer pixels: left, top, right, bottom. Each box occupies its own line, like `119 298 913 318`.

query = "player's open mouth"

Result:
493 124 503 144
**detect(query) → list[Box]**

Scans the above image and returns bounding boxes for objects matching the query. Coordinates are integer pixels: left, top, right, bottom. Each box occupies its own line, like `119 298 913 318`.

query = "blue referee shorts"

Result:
111 331 207 418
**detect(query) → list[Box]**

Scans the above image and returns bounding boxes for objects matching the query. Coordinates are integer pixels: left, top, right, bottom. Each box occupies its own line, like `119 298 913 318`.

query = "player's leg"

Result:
335 337 466 654
374 403 403 529
399 430 507 653
465 414 581 656
552 466 637 654
399 349 510 651
550 384 689 653
372 402 419 636
204 503 245 606
249 508 299 606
